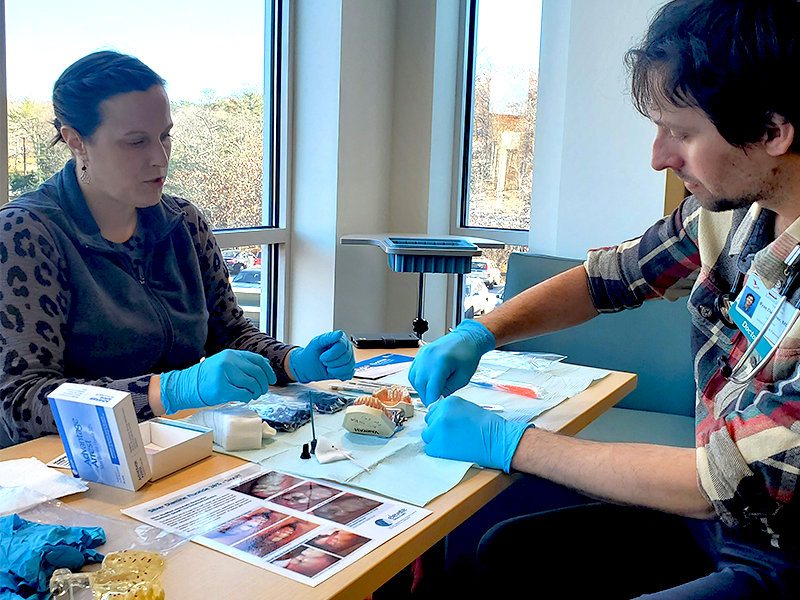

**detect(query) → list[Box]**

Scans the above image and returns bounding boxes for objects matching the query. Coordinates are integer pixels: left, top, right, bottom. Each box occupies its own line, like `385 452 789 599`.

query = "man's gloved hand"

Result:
408 319 495 406
0 514 105 599
160 349 277 414
421 395 533 473
288 330 355 383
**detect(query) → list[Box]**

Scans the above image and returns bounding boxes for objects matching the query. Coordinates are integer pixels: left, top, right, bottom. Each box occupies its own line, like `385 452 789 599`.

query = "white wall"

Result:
289 0 460 343
531 0 667 258
287 0 345 346
288 0 672 344
334 0 397 337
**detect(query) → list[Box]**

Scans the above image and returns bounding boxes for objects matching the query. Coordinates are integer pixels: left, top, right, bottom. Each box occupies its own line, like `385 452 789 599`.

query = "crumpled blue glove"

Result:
0 514 105 599
160 349 277 414
288 330 355 383
421 395 533 473
408 319 495 406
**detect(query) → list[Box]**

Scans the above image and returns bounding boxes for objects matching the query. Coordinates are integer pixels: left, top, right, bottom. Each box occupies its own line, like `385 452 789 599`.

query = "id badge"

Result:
728 272 799 359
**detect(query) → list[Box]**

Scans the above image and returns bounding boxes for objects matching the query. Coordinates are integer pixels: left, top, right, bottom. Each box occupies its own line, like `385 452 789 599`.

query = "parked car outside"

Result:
470 258 501 288
253 250 262 266
231 268 262 328
488 285 504 311
463 276 492 319
223 249 256 275
231 268 261 288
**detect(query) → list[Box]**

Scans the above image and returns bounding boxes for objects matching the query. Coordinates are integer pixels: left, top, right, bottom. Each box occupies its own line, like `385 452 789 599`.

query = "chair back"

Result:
500 252 695 417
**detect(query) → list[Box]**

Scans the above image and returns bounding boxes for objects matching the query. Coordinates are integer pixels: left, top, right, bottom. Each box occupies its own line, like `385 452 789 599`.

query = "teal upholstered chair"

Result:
500 252 696 447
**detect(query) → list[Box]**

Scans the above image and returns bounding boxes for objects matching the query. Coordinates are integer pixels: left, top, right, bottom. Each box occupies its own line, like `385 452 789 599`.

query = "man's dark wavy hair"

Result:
626 0 800 149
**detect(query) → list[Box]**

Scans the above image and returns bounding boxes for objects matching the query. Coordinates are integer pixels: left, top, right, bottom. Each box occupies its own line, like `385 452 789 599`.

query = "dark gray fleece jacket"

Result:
0 160 292 446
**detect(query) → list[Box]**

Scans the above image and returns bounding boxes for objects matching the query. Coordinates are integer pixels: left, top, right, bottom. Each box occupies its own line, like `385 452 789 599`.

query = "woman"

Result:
0 51 355 447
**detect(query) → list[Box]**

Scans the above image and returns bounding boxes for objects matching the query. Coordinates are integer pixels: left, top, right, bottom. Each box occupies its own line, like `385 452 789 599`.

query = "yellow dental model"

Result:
50 550 166 600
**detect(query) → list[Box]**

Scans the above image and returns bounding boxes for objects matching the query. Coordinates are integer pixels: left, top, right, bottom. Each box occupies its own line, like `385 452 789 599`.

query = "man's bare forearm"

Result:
479 265 600 347
511 428 714 519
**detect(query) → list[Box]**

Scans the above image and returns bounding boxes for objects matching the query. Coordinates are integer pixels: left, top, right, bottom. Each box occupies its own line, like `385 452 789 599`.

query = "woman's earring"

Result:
80 162 90 184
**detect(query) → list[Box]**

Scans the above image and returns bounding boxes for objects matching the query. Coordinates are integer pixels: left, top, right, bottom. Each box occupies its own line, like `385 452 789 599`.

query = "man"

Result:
410 1 800 597
743 292 757 316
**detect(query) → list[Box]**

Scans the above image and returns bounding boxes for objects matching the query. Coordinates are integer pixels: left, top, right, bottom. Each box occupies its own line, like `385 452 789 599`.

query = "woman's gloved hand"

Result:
408 319 495 406
160 349 277 414
421 395 533 473
288 330 356 383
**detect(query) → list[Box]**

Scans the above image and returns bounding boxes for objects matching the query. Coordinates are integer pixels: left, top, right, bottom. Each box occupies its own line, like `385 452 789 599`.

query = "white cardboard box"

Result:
49 383 151 491
139 419 213 480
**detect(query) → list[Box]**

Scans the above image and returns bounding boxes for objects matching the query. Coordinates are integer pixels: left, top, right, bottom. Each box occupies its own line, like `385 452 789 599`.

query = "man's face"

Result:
650 104 780 212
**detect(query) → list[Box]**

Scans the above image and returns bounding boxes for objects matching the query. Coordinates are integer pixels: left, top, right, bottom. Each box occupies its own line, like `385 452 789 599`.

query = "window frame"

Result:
450 0 531 249
212 0 290 339
1 0 290 339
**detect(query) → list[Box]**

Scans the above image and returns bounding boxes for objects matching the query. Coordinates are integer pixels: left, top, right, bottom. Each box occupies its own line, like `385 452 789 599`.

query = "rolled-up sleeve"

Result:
585 196 703 312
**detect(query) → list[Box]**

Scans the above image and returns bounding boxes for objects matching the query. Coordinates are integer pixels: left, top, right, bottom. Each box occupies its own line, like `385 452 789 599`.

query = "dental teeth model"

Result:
342 387 411 438
50 550 166 600
371 385 414 418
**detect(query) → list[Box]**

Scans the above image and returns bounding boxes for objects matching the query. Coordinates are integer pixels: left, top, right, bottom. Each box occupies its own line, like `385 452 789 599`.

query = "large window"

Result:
3 0 288 336
456 0 542 317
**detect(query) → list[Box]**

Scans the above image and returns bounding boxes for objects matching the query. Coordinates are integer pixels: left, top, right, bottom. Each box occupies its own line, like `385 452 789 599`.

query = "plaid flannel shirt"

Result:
585 195 800 551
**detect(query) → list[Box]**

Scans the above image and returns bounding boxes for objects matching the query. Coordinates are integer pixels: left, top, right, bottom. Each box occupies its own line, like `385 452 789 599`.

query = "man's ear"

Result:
60 126 87 160
764 112 795 157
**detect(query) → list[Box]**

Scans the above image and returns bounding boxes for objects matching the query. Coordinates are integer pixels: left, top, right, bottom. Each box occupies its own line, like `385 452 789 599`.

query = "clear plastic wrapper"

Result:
480 350 566 371
19 500 187 556
301 389 349 414
248 395 310 432
247 387 350 432
0 457 89 517
7 501 185 600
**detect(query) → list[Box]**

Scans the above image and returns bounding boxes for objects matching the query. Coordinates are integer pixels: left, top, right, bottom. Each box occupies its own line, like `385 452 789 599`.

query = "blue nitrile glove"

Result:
288 330 356 383
408 319 495 406
421 395 533 473
160 349 277 414
0 514 105 598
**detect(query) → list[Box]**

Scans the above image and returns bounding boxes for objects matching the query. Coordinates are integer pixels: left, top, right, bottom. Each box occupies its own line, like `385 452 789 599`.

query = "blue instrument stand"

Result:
340 233 504 340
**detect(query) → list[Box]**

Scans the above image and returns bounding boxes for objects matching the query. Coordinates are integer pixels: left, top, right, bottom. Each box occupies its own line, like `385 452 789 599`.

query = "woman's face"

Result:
78 84 173 210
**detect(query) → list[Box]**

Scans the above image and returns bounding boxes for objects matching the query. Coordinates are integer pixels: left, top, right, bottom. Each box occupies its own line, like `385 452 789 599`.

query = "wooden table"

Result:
0 349 635 599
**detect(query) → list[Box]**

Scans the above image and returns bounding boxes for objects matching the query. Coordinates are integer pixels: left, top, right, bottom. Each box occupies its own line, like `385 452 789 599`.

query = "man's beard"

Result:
702 194 760 212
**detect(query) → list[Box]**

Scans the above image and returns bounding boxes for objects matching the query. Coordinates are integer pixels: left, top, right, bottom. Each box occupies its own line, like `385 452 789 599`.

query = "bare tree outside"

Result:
463 0 543 316
467 64 537 232
5 91 265 232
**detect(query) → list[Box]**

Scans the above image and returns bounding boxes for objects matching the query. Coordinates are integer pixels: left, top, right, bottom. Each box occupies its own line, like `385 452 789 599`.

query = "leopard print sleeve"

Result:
176 199 295 383
0 208 154 445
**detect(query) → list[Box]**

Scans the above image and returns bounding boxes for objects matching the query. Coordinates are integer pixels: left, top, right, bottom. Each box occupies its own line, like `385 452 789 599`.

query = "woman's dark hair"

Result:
626 0 800 149
51 50 166 145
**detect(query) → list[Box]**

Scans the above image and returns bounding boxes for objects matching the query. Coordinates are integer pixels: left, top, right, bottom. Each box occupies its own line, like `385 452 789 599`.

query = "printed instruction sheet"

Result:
122 463 430 586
